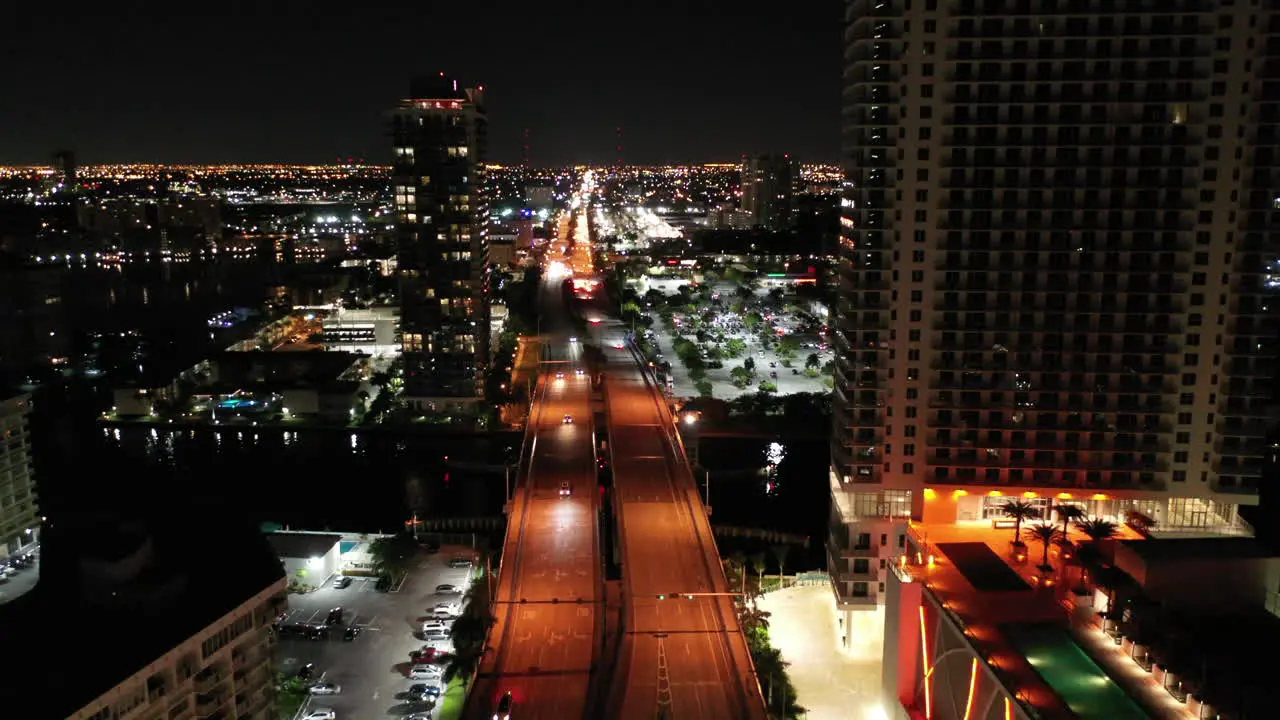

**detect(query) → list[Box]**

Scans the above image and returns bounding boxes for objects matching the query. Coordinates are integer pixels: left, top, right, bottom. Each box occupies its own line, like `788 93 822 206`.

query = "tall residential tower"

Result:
830 0 1277 616
391 74 490 404
740 153 799 231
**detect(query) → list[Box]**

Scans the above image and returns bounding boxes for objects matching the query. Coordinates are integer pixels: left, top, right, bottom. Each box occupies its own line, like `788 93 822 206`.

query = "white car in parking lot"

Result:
432 602 460 616
301 710 335 720
409 665 443 680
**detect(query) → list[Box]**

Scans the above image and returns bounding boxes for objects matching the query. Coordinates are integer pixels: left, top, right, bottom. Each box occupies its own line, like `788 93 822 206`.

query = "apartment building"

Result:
0 508 287 720
741 153 799 231
830 0 1278 616
390 74 491 404
0 392 38 559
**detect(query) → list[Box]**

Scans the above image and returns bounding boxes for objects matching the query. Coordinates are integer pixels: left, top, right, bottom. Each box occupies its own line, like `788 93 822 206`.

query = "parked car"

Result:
436 584 462 594
409 665 443 680
301 710 335 720
309 682 341 695
447 557 472 569
410 647 439 663
325 607 343 625
334 576 353 589
343 626 361 641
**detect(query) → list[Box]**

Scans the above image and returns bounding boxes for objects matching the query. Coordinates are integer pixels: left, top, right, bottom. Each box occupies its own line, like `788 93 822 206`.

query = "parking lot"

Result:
276 546 478 720
0 548 40 606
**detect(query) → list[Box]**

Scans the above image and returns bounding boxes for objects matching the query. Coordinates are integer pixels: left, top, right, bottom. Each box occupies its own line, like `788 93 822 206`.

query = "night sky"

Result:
2 1 842 166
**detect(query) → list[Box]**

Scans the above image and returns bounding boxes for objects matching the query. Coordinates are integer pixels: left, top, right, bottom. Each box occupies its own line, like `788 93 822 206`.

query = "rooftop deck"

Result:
899 522 1195 720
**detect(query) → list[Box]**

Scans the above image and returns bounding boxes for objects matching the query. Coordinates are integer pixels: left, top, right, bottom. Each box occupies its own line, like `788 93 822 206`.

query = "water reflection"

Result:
95 425 509 532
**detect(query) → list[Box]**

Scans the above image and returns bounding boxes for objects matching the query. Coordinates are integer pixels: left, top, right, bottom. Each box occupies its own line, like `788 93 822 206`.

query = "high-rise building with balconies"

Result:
0 392 38 563
829 0 1277 621
390 74 490 404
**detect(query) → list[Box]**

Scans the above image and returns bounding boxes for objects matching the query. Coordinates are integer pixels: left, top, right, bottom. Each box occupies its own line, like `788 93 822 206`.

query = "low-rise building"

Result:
266 531 343 589
321 307 399 355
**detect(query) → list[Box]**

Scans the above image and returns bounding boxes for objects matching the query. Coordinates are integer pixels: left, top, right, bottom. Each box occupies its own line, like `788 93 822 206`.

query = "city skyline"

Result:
1 3 841 166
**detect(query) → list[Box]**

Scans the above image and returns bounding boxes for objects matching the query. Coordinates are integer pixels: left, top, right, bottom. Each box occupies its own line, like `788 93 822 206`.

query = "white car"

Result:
569 336 578 343
433 602 460 616
309 682 341 695
435 584 461 594
409 665 444 680
302 710 335 720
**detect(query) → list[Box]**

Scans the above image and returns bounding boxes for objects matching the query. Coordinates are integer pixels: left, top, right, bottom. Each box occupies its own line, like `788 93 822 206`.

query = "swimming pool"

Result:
1003 623 1151 720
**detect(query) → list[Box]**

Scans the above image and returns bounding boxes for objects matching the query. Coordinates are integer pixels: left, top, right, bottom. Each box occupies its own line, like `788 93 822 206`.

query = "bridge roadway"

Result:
464 255 603 719
600 336 768 720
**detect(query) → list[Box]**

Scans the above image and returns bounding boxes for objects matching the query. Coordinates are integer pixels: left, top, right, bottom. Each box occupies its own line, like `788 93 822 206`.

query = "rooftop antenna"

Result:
615 126 623 168
523 128 531 170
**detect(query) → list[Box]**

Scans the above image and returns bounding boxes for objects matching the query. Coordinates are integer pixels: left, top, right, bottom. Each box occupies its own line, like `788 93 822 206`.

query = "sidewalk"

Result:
757 585 884 720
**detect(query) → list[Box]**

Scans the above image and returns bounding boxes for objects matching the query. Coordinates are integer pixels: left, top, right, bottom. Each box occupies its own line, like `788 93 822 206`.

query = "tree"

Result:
805 353 821 370
725 338 747 357
743 356 756 373
694 379 714 397
758 380 778 393
1053 503 1086 539
771 544 790 587
368 532 418 584
445 573 495 683
1076 517 1120 544
735 284 753 300
749 552 767 593
744 311 762 329
1000 500 1040 546
1023 523 1065 570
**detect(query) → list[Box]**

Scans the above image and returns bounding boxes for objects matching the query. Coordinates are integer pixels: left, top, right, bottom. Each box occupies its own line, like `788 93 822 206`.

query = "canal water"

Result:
34 420 830 571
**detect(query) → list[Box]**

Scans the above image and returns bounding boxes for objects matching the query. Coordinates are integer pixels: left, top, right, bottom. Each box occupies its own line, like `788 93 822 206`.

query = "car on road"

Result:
295 663 317 681
494 691 514 720
309 682 341 695
555 371 565 379
435 583 462 594
569 336 578 343
559 482 571 498
562 414 573 424
333 576 352 589
575 368 585 376
301 710 335 720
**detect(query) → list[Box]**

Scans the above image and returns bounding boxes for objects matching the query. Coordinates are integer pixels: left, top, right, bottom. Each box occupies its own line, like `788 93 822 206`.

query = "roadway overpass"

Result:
464 224 604 719
599 337 769 719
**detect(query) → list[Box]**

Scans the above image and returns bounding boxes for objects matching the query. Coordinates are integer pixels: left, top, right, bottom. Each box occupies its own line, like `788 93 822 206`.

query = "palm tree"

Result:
771 545 790 588
445 574 495 683
728 550 748 596
1000 500 1041 546
1023 523 1065 570
1076 517 1120 544
749 552 767 594
1053 503 1086 539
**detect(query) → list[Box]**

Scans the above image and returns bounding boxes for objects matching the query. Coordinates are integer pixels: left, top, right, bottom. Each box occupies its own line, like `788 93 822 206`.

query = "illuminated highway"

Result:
599 341 767 720
472 171 762 719
465 201 602 720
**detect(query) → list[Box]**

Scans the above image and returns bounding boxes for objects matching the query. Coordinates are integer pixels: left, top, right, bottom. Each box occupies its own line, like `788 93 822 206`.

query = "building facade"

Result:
391 74 491 403
0 393 38 559
831 0 1277 612
740 153 799 231
67 579 287 720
